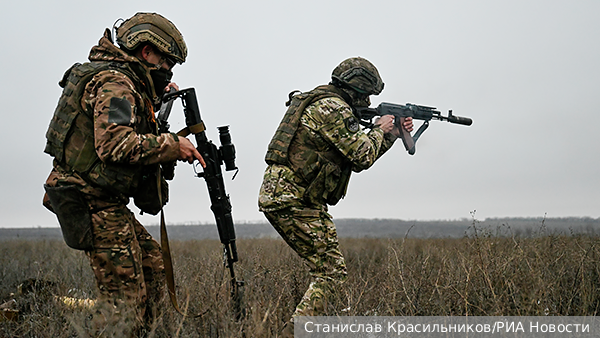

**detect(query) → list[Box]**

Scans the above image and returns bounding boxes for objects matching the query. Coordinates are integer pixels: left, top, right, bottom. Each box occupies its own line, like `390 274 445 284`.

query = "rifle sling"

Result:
157 167 208 318
176 122 206 137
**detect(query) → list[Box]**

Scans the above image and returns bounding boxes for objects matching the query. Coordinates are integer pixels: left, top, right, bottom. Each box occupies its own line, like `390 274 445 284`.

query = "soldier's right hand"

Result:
374 115 395 134
178 138 206 167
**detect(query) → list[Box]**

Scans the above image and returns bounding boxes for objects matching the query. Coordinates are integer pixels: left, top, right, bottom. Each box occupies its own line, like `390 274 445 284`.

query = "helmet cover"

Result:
116 12 187 64
332 57 384 95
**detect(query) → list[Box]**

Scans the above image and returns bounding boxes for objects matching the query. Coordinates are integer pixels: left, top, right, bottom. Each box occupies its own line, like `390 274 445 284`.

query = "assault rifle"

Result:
157 88 244 319
356 103 472 155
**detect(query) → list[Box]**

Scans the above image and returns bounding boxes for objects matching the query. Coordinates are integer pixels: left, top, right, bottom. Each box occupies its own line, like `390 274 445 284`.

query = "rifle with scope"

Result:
356 102 473 155
157 87 244 319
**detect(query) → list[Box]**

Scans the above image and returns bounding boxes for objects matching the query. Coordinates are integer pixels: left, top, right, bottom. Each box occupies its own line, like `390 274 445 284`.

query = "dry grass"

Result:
2 223 600 337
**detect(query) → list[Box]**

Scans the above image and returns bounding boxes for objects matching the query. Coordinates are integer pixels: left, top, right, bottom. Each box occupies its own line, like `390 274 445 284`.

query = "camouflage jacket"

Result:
43 29 180 209
258 86 396 211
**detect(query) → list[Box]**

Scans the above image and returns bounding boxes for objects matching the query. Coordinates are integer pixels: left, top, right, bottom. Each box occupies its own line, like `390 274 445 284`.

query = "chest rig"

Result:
265 85 354 205
44 61 154 196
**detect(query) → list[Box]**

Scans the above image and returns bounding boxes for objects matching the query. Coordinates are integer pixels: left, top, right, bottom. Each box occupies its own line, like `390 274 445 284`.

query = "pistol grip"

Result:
398 117 415 155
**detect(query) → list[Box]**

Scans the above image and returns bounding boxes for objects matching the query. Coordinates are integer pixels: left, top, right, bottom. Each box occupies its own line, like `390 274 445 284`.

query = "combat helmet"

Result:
116 12 187 64
331 57 384 95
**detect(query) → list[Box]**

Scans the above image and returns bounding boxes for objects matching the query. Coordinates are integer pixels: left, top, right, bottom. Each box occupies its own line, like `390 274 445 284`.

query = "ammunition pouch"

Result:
43 184 93 251
133 166 168 215
327 165 351 205
86 161 141 196
300 153 350 206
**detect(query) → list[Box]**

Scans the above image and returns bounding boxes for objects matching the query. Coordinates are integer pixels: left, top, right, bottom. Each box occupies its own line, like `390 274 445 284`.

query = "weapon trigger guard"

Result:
193 162 205 178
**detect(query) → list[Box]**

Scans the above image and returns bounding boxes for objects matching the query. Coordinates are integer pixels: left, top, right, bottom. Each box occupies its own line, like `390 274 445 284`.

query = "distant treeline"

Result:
2 217 599 241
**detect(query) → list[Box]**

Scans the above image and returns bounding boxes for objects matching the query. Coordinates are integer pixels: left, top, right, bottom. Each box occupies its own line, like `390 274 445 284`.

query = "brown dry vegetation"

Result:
2 224 600 337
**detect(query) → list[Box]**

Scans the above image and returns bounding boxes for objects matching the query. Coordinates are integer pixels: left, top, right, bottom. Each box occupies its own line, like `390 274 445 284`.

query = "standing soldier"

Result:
258 57 413 335
42 12 204 336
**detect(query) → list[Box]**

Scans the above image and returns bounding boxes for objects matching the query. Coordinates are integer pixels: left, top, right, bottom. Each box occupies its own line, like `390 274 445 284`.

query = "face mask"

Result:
150 67 173 97
352 93 371 108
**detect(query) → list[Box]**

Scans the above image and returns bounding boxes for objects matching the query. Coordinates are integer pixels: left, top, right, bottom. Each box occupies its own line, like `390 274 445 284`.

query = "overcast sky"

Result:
1 0 598 228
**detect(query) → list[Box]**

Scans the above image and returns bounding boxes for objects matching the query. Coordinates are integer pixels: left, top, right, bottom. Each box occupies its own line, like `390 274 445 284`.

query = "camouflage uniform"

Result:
43 28 180 333
259 85 397 319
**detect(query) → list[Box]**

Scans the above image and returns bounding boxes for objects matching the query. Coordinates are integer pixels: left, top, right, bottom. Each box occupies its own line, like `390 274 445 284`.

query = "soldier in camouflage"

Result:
42 13 204 336
259 57 413 334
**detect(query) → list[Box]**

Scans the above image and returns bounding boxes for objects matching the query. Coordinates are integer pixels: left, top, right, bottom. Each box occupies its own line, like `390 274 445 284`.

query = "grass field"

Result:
2 223 600 337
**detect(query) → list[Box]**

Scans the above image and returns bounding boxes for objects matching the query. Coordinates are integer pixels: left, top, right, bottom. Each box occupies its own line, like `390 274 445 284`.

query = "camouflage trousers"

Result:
264 206 348 318
86 204 165 336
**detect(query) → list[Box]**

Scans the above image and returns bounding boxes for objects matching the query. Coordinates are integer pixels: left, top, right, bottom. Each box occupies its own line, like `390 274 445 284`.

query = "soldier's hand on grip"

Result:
388 116 413 138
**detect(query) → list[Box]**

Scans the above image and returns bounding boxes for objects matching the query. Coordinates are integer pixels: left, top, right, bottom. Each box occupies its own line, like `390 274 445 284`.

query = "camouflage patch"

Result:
108 97 132 126
344 116 360 133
